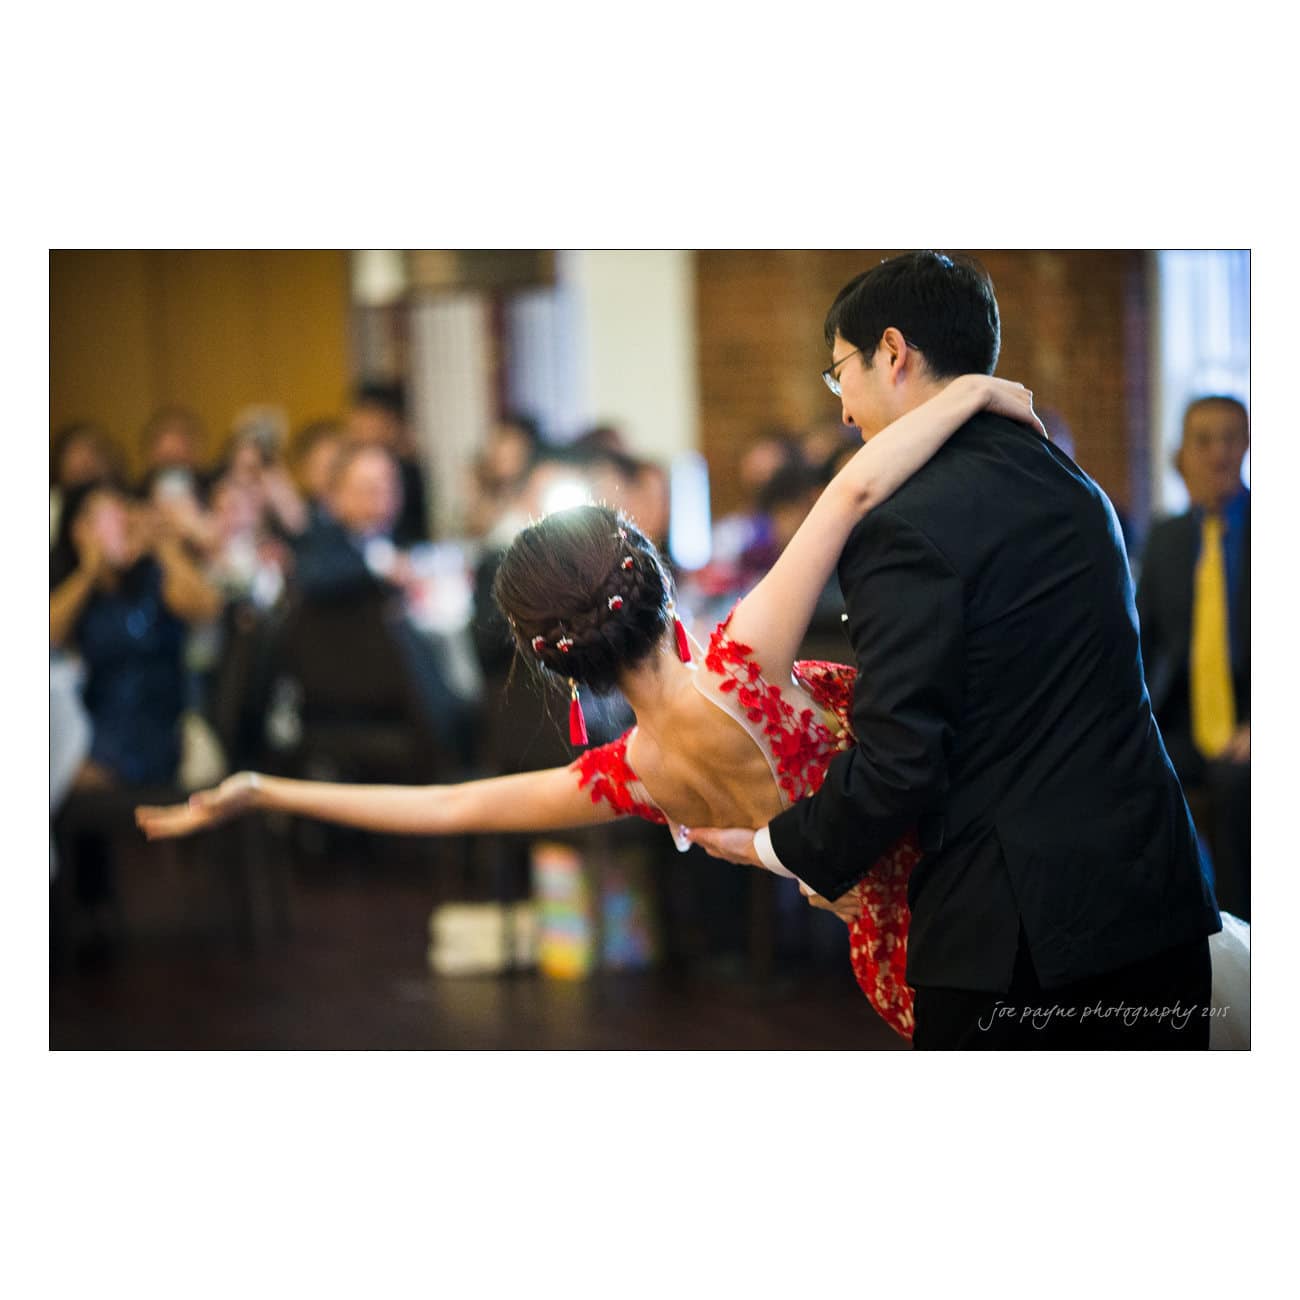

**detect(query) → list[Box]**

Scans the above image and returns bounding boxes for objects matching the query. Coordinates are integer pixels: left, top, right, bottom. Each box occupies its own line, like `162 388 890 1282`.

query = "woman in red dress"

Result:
138 375 1042 1041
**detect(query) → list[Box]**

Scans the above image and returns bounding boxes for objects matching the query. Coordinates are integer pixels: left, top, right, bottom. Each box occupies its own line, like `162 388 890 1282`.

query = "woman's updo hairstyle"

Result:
493 504 673 693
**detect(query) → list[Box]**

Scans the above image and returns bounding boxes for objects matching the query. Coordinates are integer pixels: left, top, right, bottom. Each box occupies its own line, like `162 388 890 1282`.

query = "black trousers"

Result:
912 929 1212 1050
1198 760 1250 922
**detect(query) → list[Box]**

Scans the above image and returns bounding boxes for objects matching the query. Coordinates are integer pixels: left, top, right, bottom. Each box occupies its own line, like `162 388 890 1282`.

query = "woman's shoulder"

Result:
572 729 668 826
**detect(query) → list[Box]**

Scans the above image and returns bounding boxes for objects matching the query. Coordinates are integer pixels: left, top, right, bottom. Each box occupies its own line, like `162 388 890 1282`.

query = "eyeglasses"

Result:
821 345 866 396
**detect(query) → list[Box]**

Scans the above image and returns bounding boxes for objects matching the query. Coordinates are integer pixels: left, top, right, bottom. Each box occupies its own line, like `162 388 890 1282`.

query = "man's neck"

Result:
866 377 951 440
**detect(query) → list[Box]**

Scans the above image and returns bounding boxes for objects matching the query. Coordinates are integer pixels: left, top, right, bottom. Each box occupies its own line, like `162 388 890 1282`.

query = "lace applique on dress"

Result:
703 610 919 1041
570 608 921 1041
572 731 668 826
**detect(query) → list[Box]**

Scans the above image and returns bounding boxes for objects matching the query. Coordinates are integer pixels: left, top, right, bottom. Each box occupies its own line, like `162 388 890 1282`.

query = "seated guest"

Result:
708 427 808 582
464 414 542 539
294 443 411 598
50 482 221 942
205 474 291 608
1137 395 1250 919
139 404 207 486
138 405 220 556
293 444 473 761
292 419 346 532
223 408 309 540
51 421 120 546
346 381 430 546
50 482 223 787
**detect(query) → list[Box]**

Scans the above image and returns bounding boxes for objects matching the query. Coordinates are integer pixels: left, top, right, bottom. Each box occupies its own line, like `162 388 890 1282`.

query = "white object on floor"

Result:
428 902 538 976
1208 913 1250 1050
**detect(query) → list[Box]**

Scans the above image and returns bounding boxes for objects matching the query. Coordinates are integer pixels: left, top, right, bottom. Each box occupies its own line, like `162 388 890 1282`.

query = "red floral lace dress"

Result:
572 610 920 1041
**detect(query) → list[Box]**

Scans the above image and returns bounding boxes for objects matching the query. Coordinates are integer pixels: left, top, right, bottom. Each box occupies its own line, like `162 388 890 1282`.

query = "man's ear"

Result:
879 327 914 385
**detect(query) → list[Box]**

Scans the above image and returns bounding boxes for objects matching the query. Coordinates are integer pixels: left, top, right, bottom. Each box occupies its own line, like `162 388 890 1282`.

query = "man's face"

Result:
1178 401 1249 511
331 450 401 538
347 403 401 451
301 435 343 501
148 426 197 470
59 435 111 489
829 333 892 440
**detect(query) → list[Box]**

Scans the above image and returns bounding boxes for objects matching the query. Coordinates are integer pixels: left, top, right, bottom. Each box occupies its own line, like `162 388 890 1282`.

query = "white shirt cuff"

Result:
753 826 796 878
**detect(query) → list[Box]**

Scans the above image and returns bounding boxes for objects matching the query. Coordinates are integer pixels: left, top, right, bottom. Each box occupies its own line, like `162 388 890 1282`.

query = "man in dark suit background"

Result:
693 251 1220 1049
1136 397 1250 920
292 442 472 763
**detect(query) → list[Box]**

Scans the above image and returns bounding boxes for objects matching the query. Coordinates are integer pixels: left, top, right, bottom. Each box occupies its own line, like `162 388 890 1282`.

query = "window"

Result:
1153 250 1250 514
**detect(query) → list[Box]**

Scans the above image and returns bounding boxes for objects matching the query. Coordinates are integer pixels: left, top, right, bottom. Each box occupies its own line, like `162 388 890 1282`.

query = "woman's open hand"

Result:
136 772 262 841
969 376 1045 437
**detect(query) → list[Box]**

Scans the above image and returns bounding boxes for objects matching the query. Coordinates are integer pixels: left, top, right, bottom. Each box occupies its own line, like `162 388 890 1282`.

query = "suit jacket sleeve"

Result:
768 506 964 900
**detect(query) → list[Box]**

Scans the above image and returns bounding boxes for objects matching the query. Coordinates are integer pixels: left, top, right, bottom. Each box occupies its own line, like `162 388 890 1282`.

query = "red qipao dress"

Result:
571 610 921 1042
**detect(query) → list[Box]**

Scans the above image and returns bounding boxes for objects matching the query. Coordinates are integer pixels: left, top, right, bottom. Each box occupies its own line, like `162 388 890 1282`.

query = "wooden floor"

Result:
49 851 906 1052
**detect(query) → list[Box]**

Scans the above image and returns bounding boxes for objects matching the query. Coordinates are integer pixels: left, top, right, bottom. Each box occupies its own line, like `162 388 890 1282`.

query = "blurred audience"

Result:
49 481 220 949
139 405 207 485
50 482 222 787
226 405 310 539
51 421 121 545
294 443 407 599
292 443 473 762
760 464 825 554
292 418 346 531
465 414 542 539
204 474 290 609
347 381 431 546
1137 395 1250 919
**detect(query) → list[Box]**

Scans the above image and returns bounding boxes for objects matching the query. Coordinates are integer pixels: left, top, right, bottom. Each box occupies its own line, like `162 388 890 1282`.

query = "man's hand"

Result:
799 880 862 924
686 826 762 868
1221 722 1250 764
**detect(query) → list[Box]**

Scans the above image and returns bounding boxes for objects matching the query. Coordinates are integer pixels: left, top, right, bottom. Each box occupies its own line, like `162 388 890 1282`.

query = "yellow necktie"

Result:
1190 513 1236 758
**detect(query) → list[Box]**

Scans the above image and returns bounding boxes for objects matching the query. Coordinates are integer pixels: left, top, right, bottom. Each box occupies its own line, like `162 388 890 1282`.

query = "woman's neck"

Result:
617 639 698 736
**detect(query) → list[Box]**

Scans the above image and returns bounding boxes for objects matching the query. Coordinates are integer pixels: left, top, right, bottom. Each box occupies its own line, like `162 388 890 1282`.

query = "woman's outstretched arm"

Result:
136 764 621 841
726 375 1042 676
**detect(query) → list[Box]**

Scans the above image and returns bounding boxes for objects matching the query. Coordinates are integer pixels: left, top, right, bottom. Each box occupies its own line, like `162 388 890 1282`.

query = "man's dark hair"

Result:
327 439 402 492
139 404 205 455
353 380 407 421
51 420 116 487
758 464 824 516
1184 394 1249 430
824 250 1001 379
501 412 543 449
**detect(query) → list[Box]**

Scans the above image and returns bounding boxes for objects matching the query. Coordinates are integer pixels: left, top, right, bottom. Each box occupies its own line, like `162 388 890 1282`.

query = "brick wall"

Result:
694 249 1152 534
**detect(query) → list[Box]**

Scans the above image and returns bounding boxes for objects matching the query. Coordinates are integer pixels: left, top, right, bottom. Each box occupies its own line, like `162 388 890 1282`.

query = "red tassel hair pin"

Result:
669 603 692 663
568 678 588 746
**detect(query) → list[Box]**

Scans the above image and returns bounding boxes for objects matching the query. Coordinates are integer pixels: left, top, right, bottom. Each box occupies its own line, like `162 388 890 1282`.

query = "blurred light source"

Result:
352 250 408 307
541 478 592 517
668 451 712 570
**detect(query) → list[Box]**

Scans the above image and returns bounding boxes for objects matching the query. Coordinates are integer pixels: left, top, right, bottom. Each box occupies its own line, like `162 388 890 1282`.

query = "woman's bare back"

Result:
624 661 811 832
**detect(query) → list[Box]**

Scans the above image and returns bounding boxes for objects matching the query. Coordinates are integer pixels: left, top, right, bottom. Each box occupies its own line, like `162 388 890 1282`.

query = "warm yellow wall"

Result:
50 250 351 475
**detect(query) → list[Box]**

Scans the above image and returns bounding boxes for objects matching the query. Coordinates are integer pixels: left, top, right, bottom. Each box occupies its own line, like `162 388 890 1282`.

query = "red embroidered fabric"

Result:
571 610 918 1042
572 732 668 826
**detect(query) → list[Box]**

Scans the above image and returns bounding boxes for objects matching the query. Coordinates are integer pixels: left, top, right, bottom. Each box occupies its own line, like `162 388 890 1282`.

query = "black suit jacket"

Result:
293 519 397 603
769 413 1220 993
1135 500 1250 783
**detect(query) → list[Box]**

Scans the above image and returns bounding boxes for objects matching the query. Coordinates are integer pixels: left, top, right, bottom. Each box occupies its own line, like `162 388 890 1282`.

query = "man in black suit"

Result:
1136 397 1250 920
694 252 1220 1049
346 381 432 547
292 442 472 763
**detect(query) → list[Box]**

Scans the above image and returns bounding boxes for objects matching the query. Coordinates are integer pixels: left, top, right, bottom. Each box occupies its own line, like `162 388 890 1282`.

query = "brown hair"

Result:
493 504 673 694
